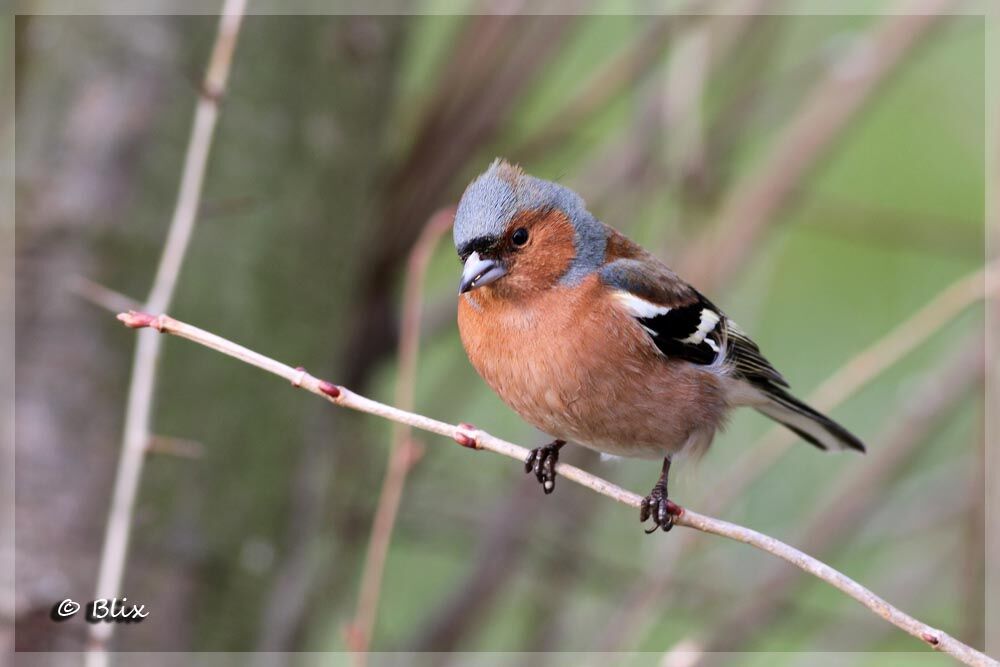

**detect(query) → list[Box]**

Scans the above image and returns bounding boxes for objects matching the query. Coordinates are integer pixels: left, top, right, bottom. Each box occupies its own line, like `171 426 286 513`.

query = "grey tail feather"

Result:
754 386 866 453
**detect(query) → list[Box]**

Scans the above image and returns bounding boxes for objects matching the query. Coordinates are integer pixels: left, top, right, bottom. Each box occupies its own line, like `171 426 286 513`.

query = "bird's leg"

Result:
640 457 678 533
524 440 565 494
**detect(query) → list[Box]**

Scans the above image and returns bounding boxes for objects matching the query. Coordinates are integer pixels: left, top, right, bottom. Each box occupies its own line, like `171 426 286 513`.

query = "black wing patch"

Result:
636 293 725 366
625 291 789 387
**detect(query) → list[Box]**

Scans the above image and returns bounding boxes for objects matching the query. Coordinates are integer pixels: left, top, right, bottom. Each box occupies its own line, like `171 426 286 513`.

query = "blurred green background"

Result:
11 5 989 661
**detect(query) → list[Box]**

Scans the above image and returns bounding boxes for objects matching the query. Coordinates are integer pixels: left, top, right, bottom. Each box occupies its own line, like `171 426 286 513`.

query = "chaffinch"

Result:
454 159 865 532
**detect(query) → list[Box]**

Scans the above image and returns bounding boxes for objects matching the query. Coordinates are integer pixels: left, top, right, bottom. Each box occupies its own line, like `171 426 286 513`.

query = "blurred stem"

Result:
519 468 601 652
986 74 1000 658
341 15 574 391
409 477 540 652
718 261 997 509
114 310 996 667
68 276 141 314
345 207 454 657
87 1 245 660
681 338 985 659
598 260 998 651
412 454 601 652
678 0 955 292
509 15 677 161
960 394 987 646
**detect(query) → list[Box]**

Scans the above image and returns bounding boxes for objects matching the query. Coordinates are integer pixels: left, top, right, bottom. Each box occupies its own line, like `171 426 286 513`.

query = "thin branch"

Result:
145 434 205 459
959 399 987 645
599 261 998 651
508 15 677 161
717 261 997 508
686 339 985 657
345 207 455 657
114 310 996 667
88 0 245 657
987 104 1000 662
711 261 997 514
677 0 954 292
409 477 542 652
341 15 575 389
518 465 602 652
67 276 141 314
409 451 603 652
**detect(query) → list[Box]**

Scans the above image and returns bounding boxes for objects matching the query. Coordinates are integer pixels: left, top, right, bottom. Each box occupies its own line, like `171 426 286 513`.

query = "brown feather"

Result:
600 225 700 308
604 225 645 261
458 271 729 459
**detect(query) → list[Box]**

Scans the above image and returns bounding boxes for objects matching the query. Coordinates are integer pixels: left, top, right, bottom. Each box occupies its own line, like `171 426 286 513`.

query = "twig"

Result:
87 1 245 658
68 276 141 314
345 207 454 657
710 261 998 513
598 261 998 651
959 399 986 645
409 477 542 652
508 15 677 161
145 434 205 459
792 192 982 260
410 453 602 651
341 15 575 389
518 461 602 652
114 310 996 667
685 339 985 657
678 0 954 292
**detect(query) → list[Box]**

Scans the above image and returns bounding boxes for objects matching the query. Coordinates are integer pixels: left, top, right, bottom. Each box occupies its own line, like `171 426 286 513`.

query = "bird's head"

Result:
454 159 607 299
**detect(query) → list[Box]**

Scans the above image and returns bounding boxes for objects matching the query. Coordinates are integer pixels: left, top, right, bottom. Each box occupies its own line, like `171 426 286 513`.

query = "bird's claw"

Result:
640 485 678 533
524 441 562 494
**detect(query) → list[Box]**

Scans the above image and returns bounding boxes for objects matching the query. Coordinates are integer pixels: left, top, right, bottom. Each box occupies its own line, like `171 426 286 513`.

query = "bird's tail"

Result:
753 386 866 453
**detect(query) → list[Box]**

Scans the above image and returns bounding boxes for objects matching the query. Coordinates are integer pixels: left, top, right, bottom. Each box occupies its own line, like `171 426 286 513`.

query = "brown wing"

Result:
598 229 788 386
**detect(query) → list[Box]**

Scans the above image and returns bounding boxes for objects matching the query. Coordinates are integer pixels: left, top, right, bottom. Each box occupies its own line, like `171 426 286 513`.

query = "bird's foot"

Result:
640 484 681 533
524 440 565 494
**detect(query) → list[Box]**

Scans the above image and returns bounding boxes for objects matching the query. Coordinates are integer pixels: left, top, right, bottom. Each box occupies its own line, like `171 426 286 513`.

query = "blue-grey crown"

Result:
453 159 607 284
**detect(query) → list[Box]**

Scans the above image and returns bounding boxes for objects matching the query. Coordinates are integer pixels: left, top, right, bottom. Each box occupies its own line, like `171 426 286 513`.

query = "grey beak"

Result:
459 251 507 294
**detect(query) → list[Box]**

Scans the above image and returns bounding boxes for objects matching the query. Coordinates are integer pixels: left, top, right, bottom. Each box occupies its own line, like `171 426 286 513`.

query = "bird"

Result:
454 159 865 532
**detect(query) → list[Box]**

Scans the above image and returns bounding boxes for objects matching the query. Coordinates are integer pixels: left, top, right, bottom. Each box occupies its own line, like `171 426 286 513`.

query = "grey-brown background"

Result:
9 7 990 660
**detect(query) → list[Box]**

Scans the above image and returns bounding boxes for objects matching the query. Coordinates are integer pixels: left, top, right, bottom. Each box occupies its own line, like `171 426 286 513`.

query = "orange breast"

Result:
457 274 728 458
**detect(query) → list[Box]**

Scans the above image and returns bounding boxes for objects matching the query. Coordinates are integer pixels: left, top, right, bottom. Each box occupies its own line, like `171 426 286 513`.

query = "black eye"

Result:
511 228 529 247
